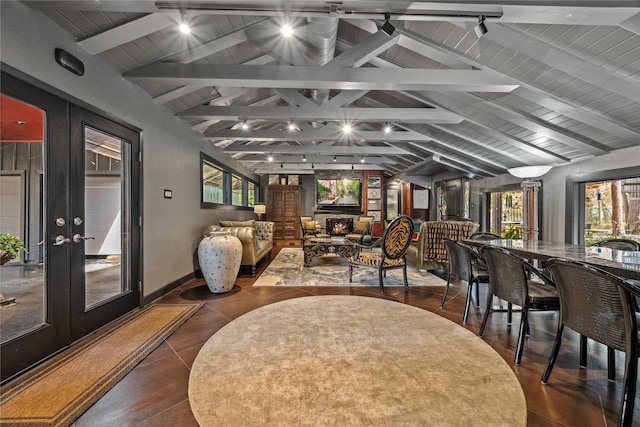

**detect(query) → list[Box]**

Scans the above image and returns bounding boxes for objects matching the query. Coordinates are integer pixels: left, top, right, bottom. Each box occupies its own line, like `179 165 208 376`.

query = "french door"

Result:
0 72 141 381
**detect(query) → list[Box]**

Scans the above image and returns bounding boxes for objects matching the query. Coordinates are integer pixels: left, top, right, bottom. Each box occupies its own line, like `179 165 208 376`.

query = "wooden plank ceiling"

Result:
22 0 640 178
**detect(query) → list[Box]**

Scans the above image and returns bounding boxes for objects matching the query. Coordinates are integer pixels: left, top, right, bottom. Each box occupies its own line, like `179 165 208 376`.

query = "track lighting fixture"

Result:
302 154 306 161
381 13 395 36
280 162 283 168
342 124 352 134
360 156 365 163
474 15 488 38
333 155 337 162
241 120 249 130
178 9 191 34
384 124 392 134
311 163 315 169
268 153 273 162
281 24 293 38
351 164 354 170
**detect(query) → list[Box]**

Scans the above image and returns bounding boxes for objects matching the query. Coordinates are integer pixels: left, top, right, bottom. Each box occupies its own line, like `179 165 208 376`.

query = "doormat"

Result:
0 303 202 427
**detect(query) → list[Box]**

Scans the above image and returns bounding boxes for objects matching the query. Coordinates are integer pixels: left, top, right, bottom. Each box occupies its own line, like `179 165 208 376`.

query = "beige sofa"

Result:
202 220 274 275
406 220 479 271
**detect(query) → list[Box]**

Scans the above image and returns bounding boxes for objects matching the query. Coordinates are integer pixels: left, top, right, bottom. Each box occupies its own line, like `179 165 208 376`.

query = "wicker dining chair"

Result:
479 246 560 365
441 239 490 324
543 258 639 427
590 238 640 251
588 237 640 377
470 232 502 241
348 215 413 293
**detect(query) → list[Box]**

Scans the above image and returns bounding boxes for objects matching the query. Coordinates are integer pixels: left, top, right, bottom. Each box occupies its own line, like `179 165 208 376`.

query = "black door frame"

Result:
0 68 142 382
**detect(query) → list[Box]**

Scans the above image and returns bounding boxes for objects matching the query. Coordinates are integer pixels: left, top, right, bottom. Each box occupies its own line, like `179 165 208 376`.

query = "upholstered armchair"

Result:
345 216 375 244
300 216 329 242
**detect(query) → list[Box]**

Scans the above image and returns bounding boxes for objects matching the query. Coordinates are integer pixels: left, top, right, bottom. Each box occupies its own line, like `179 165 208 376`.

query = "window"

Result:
231 175 242 206
200 152 259 209
248 182 255 207
488 190 524 238
565 166 640 244
584 178 640 245
202 160 224 204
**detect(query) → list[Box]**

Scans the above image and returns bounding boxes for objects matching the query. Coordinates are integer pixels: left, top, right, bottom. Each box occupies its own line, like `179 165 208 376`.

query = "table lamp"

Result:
254 204 266 220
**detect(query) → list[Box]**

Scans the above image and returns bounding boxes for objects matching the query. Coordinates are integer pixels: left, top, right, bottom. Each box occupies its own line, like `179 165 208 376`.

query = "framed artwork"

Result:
367 188 381 199
367 176 381 188
269 175 280 185
370 211 381 222
367 200 381 211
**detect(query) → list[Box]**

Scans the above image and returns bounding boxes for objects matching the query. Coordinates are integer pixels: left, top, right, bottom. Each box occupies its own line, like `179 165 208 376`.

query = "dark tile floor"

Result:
72 241 638 426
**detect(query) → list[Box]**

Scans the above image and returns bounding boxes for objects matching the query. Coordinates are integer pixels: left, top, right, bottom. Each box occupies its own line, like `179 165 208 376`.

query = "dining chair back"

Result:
348 215 413 293
590 238 640 251
441 239 490 324
543 258 638 427
479 246 560 365
470 232 502 241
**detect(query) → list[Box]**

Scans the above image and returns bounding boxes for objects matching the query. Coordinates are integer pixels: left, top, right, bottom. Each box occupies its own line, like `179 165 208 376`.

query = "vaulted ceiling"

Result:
24 1 640 179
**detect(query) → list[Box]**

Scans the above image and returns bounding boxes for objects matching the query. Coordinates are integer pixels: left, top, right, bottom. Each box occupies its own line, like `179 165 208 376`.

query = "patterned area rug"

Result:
253 247 446 287
0 303 202 427
189 296 527 426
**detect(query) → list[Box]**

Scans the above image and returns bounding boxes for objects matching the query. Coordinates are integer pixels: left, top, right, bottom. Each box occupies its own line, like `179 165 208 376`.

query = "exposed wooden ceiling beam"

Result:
124 64 519 92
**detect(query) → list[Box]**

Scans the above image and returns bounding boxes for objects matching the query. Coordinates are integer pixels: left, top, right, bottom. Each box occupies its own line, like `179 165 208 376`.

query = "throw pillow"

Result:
412 232 420 242
355 220 370 234
220 220 234 227
304 220 317 230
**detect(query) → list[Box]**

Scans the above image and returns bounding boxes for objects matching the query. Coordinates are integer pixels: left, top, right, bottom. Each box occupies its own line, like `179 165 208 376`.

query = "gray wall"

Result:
470 144 640 242
1 1 257 297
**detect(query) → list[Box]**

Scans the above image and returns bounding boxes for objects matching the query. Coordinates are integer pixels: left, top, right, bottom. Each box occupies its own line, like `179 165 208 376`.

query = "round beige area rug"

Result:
189 296 526 426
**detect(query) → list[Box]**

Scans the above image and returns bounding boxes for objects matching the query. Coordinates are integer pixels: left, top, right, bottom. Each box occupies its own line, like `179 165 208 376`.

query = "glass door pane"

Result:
488 190 524 238
83 126 130 308
0 95 46 344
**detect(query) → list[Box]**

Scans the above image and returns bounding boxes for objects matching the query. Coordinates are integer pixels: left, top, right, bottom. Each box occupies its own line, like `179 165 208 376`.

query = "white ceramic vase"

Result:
198 232 242 293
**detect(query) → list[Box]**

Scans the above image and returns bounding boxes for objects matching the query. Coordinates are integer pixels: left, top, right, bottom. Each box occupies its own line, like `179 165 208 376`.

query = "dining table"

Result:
463 239 640 281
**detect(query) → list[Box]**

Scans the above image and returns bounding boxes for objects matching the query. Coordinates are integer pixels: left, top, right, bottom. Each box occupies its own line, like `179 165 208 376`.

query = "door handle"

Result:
54 235 71 246
73 234 95 243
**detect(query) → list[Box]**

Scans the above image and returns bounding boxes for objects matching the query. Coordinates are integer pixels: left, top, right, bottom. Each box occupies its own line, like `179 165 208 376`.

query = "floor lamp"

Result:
507 166 552 241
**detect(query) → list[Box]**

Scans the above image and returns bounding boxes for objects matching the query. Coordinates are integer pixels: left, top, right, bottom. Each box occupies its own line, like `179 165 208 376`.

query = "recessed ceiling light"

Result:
268 153 273 162
179 22 191 34
179 9 191 34
384 124 392 133
281 24 293 38
287 123 296 131
241 120 249 130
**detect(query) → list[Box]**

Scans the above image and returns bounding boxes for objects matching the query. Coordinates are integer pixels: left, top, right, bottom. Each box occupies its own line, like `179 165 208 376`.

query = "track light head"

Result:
381 13 395 36
333 155 337 162
474 15 488 38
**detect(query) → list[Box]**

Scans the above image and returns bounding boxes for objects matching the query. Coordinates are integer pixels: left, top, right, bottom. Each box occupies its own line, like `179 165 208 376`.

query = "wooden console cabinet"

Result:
267 185 301 240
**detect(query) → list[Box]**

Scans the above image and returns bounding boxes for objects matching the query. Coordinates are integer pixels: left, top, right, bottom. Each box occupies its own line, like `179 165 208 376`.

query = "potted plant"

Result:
0 233 27 265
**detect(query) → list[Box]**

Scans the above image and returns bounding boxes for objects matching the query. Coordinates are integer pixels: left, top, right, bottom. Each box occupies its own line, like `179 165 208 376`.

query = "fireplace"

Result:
326 217 354 236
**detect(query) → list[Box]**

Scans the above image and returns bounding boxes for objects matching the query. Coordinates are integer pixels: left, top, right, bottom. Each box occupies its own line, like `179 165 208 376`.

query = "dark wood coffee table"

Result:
303 237 356 267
